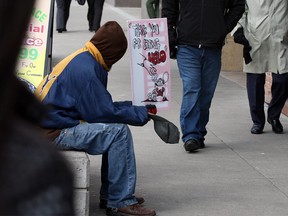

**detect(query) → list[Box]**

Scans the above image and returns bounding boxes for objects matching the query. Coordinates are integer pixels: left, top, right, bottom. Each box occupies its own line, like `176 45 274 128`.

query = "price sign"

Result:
16 0 54 91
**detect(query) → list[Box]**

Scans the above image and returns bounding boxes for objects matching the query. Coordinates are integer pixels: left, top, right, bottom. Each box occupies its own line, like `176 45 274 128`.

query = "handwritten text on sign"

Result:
127 18 171 110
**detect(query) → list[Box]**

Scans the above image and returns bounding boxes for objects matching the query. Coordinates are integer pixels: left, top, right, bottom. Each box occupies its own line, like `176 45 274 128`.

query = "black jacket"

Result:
162 0 245 48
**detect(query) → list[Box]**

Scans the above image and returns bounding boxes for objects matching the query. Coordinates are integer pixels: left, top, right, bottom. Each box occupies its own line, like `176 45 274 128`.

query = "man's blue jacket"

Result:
35 42 149 129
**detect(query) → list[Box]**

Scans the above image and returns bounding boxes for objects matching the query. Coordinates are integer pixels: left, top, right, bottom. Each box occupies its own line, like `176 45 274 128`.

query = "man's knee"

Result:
116 124 130 137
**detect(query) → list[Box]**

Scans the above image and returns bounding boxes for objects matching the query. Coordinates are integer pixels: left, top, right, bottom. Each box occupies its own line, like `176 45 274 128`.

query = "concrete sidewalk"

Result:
53 2 288 216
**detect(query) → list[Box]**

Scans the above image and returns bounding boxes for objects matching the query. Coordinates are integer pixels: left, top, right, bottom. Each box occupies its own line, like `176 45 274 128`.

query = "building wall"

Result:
222 35 243 72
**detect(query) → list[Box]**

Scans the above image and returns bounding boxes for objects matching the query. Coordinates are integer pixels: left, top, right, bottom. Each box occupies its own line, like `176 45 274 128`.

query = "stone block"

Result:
60 151 90 216
74 189 89 216
61 150 90 189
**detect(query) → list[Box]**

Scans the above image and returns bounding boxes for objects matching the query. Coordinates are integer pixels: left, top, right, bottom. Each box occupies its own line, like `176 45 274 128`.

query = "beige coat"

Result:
233 0 288 74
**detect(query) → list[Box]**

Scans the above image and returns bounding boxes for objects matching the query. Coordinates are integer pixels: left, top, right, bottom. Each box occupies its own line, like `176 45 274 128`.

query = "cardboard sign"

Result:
16 0 54 91
127 18 171 110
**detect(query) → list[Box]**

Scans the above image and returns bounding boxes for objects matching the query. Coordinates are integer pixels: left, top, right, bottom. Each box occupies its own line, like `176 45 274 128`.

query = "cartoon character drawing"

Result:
151 72 169 102
137 39 169 102
137 53 157 77
141 70 169 102
137 48 169 102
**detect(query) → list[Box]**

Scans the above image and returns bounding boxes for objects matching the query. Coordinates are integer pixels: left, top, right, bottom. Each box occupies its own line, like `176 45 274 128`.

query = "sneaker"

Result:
184 139 201 152
106 204 156 216
100 197 145 209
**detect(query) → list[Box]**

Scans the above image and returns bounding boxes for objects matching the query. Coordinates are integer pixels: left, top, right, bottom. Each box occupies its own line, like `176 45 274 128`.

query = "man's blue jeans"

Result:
54 122 138 209
177 45 222 143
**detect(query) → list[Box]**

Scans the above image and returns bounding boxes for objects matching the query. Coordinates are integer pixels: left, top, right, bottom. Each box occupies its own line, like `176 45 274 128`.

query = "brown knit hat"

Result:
90 21 128 70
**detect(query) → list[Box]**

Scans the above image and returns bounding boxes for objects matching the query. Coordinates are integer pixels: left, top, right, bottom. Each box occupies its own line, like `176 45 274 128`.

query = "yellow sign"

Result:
16 0 54 91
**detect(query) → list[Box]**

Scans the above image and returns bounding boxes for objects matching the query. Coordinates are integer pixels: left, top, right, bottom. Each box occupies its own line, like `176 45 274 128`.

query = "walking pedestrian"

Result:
233 0 288 134
162 0 245 152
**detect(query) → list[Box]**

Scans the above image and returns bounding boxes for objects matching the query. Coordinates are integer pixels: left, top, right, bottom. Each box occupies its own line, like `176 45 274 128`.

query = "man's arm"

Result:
225 0 245 33
162 0 179 59
162 0 179 27
77 79 149 126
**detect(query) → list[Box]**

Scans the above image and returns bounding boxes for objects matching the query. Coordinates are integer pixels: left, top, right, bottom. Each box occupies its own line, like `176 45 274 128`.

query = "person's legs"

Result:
198 47 221 140
246 73 266 127
54 122 138 208
87 0 95 31
92 0 105 31
63 0 72 30
267 72 288 133
99 151 145 209
100 153 108 201
56 0 65 31
177 45 202 143
268 73 288 120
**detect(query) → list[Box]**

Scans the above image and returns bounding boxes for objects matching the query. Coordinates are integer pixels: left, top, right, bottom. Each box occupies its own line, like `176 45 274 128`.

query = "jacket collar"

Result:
85 41 109 71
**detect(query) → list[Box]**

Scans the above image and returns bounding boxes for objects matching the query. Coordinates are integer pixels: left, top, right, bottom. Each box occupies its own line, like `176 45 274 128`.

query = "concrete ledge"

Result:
74 189 89 216
61 151 90 216
106 0 141 7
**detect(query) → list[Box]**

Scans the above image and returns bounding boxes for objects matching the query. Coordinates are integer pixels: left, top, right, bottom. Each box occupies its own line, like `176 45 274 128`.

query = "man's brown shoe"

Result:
100 197 145 209
106 204 156 216
119 204 156 216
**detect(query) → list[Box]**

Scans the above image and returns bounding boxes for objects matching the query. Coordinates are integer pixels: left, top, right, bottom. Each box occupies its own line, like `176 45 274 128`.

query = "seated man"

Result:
34 21 156 216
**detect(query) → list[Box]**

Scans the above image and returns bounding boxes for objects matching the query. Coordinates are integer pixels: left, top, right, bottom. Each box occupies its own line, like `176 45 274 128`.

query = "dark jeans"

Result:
87 0 105 31
56 0 72 30
177 45 222 143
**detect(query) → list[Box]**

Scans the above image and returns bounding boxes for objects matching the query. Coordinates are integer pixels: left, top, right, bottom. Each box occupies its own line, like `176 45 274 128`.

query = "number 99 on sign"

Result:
19 48 38 60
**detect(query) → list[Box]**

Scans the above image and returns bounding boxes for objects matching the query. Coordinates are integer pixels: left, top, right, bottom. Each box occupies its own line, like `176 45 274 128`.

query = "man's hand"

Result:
243 45 252 64
233 27 249 46
146 104 157 115
233 27 252 64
